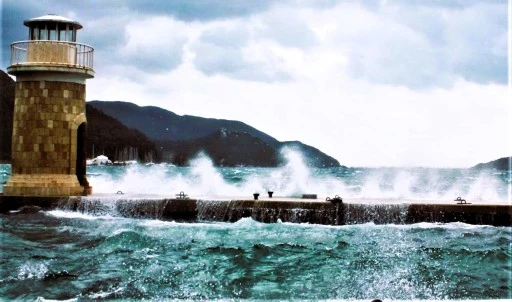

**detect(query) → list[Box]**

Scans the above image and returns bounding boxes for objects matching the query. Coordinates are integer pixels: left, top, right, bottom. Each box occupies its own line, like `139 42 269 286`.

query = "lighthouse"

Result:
3 14 94 196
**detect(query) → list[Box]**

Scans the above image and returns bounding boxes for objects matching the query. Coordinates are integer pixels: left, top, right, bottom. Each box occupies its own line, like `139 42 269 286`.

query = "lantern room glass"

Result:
48 24 57 40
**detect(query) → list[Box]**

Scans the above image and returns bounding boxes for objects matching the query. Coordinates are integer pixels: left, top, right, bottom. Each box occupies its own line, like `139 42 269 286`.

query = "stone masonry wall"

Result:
11 80 85 175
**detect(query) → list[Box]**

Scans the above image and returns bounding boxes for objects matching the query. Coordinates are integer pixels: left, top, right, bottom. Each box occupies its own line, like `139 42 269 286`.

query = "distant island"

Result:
0 69 340 167
472 156 511 171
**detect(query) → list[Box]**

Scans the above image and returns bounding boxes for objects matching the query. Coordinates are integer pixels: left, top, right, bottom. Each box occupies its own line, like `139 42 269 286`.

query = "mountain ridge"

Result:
88 100 281 147
88 100 341 167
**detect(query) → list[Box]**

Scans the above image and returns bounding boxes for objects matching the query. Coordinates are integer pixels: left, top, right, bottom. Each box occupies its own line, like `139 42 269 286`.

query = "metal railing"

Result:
10 40 94 70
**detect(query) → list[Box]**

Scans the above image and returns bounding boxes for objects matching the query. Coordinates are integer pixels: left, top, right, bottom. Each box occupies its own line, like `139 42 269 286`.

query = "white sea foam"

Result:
35 298 78 302
137 218 492 232
140 219 179 227
86 148 508 202
45 210 120 220
138 218 235 229
86 287 124 299
17 262 48 280
369 221 494 230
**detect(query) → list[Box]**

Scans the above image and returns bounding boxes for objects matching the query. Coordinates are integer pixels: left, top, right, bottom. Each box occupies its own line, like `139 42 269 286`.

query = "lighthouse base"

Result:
3 174 91 196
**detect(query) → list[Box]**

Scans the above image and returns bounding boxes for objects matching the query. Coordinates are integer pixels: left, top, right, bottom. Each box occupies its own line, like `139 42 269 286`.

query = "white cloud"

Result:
120 17 189 73
190 17 295 82
257 6 319 49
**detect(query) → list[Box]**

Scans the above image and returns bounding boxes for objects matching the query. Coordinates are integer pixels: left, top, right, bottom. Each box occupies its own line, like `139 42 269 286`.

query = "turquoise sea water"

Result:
1 212 511 300
0 153 511 300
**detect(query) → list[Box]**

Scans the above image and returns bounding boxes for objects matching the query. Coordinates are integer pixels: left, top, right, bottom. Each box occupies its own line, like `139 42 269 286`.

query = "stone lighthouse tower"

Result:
4 14 94 196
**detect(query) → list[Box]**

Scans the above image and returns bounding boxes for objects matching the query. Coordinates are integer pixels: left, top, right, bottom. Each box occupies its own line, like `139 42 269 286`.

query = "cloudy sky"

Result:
2 0 510 167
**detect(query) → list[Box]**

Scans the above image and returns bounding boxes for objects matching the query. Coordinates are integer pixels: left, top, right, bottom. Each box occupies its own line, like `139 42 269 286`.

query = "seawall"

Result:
0 195 510 226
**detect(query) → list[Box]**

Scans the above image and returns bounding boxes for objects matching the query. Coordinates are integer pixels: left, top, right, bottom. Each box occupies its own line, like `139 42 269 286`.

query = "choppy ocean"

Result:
1 151 511 300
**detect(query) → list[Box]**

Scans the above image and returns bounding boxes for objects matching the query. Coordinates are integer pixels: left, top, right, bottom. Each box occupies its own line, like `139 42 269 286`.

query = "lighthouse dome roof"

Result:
23 14 83 29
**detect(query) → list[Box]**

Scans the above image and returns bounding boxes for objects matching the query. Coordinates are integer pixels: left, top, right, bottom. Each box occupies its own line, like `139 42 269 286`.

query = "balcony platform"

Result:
7 64 94 78
9 40 94 75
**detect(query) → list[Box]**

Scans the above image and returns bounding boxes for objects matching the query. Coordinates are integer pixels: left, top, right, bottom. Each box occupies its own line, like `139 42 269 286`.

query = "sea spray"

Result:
81 149 510 202
188 153 245 196
353 167 508 201
87 149 340 197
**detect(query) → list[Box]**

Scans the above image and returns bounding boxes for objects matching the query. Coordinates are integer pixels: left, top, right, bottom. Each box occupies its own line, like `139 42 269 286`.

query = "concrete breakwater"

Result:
0 195 510 226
